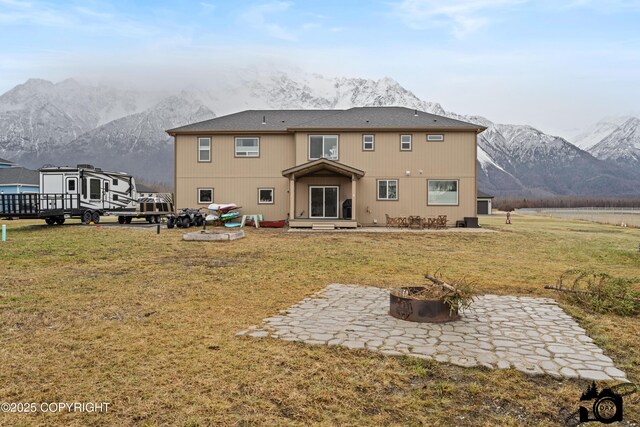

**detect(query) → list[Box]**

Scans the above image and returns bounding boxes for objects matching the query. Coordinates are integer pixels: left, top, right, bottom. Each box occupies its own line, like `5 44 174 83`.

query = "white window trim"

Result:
377 179 399 201
427 179 459 206
258 188 274 204
400 134 412 151
427 134 444 142
198 188 214 204
308 135 339 161
235 137 260 157
363 134 375 151
198 137 211 162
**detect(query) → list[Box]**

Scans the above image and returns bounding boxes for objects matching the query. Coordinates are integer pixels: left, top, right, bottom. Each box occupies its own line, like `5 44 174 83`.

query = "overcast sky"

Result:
1 0 640 138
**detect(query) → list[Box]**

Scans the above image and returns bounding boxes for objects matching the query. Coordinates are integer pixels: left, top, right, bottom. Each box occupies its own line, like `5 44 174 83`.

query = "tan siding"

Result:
176 129 478 225
175 134 294 218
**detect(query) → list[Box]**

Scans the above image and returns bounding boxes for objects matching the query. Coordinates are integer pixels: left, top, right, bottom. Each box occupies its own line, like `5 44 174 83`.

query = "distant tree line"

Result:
494 197 640 211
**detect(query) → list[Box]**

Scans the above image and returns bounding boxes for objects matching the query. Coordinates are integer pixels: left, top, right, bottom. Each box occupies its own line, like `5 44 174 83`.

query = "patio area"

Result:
238 284 627 382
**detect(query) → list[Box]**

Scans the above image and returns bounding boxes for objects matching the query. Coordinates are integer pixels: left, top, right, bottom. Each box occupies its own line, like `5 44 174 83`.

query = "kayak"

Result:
208 203 240 213
221 211 239 220
206 211 240 222
245 219 287 228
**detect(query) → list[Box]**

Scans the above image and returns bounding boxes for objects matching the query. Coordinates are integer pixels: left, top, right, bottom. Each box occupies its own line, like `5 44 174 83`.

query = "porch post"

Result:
351 174 357 222
289 175 296 219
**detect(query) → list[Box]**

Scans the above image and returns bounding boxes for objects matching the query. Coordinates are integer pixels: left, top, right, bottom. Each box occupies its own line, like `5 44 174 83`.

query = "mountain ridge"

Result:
0 74 638 195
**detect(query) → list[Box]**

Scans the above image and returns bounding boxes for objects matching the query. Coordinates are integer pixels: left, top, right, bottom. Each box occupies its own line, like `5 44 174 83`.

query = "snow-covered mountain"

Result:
48 94 215 182
0 72 638 196
574 117 640 167
476 123 639 196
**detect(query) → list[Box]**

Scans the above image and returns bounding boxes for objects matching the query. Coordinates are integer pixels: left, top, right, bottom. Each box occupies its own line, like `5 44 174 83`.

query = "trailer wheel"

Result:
125 216 132 224
92 212 100 224
45 217 56 225
82 211 93 224
55 217 65 225
118 216 125 224
182 217 191 228
167 217 176 229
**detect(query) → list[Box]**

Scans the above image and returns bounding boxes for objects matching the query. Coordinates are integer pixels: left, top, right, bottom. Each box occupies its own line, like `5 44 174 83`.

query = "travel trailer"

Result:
0 164 173 225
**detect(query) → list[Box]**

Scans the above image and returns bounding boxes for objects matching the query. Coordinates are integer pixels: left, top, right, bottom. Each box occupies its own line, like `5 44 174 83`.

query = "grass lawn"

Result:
0 214 639 426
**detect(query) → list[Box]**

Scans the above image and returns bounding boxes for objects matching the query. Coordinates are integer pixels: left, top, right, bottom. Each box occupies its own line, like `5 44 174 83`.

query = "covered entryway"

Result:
282 159 365 228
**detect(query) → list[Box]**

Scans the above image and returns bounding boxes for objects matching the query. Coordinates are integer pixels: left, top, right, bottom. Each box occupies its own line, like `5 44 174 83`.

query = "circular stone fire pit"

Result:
389 287 460 323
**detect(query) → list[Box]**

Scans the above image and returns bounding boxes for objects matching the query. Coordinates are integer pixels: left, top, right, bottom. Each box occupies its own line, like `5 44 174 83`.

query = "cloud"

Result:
200 2 216 14
563 0 640 11
393 0 525 38
241 2 297 41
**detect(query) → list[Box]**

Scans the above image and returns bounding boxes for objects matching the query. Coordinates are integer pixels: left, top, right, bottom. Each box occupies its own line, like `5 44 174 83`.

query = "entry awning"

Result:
282 159 365 179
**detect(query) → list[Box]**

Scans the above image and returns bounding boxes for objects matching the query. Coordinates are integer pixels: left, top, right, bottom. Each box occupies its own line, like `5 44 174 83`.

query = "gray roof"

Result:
0 167 39 186
0 157 15 165
477 190 494 199
167 107 485 133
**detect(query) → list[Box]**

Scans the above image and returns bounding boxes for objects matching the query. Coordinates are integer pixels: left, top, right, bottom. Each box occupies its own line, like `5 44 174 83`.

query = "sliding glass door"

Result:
309 186 339 218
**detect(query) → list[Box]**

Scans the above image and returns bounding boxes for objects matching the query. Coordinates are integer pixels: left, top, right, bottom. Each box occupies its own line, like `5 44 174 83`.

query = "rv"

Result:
0 164 173 225
38 165 138 224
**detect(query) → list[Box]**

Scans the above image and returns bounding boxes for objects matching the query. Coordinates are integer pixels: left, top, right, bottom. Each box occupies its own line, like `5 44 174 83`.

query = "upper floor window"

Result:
400 134 412 151
198 137 211 162
309 135 338 161
235 137 260 157
363 134 374 151
427 134 444 142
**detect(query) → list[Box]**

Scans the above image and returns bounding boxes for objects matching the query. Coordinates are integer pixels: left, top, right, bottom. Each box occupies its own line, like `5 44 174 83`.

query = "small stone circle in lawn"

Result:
237 284 627 382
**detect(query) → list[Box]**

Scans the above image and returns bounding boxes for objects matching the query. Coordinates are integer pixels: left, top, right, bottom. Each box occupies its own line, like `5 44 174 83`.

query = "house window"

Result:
258 188 274 204
427 134 444 142
198 137 211 162
428 180 459 205
377 179 398 200
235 137 259 157
198 188 213 204
309 135 338 160
89 179 101 200
363 134 374 151
400 134 412 151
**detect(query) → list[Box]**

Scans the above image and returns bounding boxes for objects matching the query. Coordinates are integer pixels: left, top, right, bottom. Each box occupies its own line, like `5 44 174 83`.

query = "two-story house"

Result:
167 107 486 228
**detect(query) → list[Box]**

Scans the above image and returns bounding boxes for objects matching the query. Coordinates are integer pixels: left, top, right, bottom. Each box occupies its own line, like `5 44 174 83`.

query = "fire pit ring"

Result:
389 286 460 323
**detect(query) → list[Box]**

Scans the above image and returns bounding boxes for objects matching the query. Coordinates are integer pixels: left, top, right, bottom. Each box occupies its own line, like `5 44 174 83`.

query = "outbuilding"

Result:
477 190 494 215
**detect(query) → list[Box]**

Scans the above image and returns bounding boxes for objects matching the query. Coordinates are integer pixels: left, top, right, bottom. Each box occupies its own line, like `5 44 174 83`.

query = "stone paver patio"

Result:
238 284 627 382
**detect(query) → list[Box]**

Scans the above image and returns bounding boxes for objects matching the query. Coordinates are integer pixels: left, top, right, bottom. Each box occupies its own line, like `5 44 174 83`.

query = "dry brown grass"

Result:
0 213 639 426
